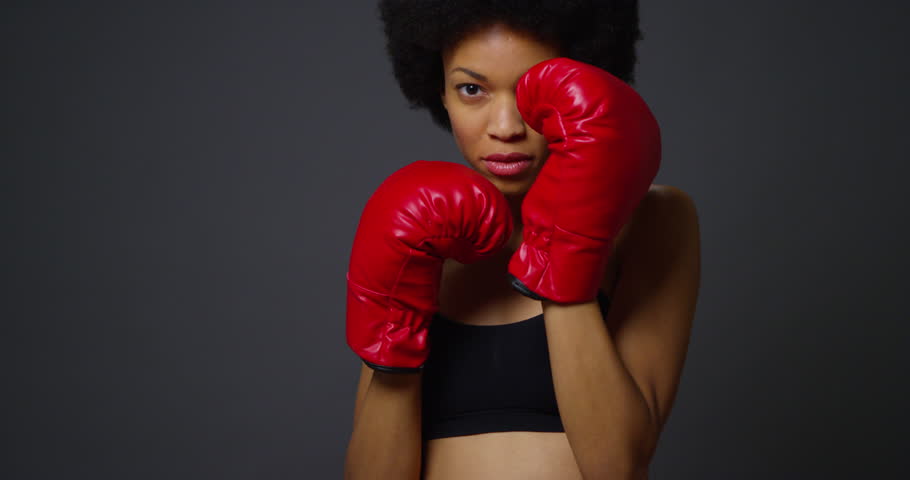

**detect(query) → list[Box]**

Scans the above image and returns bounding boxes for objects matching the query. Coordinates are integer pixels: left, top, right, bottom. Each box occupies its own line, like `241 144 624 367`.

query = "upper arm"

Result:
353 361 374 426
608 185 701 434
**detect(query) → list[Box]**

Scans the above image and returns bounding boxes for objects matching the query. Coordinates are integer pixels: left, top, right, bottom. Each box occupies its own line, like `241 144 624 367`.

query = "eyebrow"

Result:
450 67 488 82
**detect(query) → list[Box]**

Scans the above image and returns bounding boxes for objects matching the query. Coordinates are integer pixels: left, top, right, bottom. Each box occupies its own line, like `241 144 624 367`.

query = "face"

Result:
441 23 560 197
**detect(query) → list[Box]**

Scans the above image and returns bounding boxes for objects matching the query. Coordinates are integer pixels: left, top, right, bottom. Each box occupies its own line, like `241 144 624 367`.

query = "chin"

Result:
492 180 532 197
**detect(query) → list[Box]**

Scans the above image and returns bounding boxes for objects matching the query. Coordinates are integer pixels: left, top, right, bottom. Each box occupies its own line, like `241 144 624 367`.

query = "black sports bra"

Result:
421 290 612 440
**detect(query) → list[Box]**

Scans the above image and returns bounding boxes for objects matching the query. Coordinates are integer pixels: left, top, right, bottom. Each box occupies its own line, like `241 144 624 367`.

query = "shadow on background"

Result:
4 2 907 479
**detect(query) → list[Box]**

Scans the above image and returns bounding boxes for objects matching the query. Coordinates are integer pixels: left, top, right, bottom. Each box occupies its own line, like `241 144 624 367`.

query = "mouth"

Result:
481 153 533 178
482 152 532 163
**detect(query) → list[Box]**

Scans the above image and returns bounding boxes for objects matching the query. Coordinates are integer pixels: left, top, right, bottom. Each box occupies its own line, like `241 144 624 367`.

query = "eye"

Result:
455 83 485 97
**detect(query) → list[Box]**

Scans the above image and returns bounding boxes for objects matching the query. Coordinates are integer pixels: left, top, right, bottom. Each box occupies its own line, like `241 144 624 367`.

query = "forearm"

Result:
344 371 423 480
543 301 657 479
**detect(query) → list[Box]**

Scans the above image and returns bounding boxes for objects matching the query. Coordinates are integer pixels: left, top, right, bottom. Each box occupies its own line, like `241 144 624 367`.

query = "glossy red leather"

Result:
509 57 662 303
346 161 513 371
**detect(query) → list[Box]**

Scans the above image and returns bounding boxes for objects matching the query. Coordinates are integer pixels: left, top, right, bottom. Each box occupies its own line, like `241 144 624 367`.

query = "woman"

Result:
345 1 701 478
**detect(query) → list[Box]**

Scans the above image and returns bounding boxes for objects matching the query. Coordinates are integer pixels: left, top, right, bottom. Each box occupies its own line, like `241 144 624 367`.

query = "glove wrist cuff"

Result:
508 226 611 304
345 279 432 371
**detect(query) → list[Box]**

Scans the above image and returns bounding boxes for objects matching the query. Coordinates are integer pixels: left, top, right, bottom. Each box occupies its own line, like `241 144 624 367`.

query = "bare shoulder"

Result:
615 184 699 262
644 184 698 224
602 184 701 444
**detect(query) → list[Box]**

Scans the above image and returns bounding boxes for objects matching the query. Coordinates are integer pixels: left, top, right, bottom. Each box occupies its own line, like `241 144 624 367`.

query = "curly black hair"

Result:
378 0 644 132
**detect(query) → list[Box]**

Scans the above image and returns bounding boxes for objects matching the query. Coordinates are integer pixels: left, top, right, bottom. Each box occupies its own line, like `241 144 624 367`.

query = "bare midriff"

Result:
422 192 643 479
422 432 583 480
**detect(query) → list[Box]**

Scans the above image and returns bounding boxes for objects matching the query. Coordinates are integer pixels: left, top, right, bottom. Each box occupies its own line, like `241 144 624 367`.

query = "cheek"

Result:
530 131 550 155
527 128 545 146
449 113 484 155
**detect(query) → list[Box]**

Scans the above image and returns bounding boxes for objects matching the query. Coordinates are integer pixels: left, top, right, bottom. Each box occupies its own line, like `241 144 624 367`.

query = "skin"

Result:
440 23 558 250
347 26 575 480
349 21 700 480
428 23 608 479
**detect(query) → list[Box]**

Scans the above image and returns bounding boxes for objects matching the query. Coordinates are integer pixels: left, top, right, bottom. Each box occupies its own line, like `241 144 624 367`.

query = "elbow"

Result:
598 458 651 480
629 428 659 479
586 465 647 480
620 464 651 480
610 427 658 480
583 449 653 480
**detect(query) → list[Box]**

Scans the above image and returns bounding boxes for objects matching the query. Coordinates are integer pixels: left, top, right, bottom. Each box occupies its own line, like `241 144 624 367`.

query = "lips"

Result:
481 152 533 178
483 152 532 163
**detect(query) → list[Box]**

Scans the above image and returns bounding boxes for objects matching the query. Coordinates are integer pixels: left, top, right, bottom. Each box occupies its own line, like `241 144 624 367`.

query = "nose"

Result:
486 94 526 142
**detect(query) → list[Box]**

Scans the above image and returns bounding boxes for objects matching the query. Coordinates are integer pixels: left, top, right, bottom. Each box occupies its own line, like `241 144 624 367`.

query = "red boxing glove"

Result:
508 57 661 304
346 161 513 373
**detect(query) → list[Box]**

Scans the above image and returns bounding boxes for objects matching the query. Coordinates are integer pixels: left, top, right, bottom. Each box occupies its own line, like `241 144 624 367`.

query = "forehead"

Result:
442 23 559 80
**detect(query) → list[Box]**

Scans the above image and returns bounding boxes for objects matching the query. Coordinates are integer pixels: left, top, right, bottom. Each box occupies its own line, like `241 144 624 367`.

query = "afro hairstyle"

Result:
377 0 644 131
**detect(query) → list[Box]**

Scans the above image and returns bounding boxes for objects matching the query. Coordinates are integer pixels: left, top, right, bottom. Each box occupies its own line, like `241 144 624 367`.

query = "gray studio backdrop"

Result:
4 2 906 479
